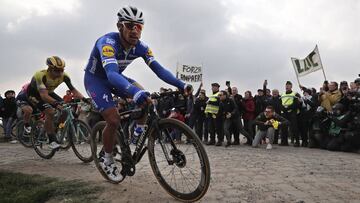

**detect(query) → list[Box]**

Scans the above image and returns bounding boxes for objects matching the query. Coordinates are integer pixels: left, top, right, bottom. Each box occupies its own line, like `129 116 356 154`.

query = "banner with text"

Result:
176 64 203 83
291 45 323 77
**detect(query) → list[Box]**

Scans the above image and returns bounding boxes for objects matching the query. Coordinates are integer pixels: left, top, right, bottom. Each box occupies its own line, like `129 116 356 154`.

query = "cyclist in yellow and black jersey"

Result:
16 56 86 149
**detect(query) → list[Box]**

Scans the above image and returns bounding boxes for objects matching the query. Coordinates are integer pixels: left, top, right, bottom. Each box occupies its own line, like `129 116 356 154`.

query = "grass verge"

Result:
0 170 105 203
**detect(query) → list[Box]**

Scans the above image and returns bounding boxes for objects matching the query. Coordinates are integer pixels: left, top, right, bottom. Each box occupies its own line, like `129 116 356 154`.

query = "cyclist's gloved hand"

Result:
134 90 150 106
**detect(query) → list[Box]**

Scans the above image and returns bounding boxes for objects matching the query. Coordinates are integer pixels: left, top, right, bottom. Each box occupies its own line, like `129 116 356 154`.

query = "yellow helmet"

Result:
46 56 65 69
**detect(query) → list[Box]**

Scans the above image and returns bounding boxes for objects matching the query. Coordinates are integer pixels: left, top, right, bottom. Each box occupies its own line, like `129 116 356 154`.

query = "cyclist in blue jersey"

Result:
84 6 192 181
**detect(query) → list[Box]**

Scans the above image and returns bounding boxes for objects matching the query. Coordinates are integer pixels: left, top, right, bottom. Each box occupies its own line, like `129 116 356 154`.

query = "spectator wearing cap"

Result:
280 81 301 147
205 82 223 146
2 90 17 141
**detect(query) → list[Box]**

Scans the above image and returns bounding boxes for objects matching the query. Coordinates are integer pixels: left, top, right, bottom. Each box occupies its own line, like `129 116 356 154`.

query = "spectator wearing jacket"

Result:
254 80 268 116
242 90 255 144
186 82 202 129
252 106 289 150
168 108 185 143
219 90 252 147
63 90 73 103
298 88 317 147
205 83 223 146
157 88 175 118
193 89 208 142
280 81 300 147
2 90 17 141
264 89 282 144
319 81 342 112
0 94 4 118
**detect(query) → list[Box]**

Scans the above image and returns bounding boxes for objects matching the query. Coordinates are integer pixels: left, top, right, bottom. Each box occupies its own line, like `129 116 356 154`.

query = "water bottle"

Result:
131 127 143 144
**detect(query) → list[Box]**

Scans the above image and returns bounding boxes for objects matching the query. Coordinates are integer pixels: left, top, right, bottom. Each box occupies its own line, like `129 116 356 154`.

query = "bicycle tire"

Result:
71 119 93 163
16 120 32 148
147 118 211 202
90 121 125 184
31 120 56 159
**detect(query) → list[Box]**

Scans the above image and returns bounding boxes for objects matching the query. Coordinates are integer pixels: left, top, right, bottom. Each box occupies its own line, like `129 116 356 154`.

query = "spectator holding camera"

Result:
252 106 289 149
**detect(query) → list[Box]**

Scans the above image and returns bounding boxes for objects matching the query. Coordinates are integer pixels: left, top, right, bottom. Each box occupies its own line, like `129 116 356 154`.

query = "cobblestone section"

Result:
1 143 360 203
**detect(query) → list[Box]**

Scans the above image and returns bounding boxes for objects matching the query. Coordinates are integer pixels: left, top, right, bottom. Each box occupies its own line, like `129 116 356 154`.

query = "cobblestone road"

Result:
1 142 360 203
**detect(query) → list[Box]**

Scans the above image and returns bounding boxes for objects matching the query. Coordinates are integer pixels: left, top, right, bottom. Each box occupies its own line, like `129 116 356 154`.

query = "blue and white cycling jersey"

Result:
84 32 185 111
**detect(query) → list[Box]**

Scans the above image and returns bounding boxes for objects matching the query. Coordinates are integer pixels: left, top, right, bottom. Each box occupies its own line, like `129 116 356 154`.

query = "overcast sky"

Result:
0 0 359 97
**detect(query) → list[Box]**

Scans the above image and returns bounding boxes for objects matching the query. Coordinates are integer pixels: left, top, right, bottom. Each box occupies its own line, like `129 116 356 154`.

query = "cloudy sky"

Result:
0 0 359 97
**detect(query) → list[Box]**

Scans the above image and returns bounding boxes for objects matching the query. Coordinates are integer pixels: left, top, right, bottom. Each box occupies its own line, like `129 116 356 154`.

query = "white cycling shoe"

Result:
99 156 123 182
49 141 61 150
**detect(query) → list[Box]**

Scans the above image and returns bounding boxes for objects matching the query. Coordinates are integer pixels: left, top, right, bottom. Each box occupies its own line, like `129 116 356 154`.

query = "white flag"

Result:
176 64 203 83
291 45 323 77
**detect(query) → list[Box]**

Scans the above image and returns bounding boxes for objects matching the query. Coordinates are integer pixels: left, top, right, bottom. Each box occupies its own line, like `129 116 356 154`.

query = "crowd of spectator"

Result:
151 77 360 153
2 76 360 153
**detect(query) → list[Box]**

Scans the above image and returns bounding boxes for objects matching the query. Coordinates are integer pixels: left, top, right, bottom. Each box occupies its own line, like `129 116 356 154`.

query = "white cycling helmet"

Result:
117 6 144 24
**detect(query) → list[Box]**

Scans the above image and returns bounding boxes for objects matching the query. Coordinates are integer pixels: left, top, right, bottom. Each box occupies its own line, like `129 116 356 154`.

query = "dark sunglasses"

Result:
123 22 143 31
52 68 64 73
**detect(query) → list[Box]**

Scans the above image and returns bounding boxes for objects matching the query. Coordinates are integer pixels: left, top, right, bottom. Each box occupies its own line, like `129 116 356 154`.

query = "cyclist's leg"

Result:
85 72 123 181
39 103 57 143
16 92 33 126
41 93 63 142
85 73 119 154
112 76 147 143
22 105 33 124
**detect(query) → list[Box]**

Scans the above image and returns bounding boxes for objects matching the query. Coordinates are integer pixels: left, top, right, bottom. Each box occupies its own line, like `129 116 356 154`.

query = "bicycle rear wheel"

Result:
147 118 211 202
31 120 56 159
71 119 93 163
16 120 32 148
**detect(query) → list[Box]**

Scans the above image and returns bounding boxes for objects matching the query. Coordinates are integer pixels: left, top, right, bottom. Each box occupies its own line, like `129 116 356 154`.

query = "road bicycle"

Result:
90 91 211 202
31 102 93 163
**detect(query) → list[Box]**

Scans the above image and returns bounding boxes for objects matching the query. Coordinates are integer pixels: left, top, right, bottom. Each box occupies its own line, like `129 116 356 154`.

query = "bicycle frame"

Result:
116 95 181 170
57 104 84 144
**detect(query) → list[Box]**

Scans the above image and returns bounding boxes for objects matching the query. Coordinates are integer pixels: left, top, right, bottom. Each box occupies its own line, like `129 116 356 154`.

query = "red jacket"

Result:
242 97 255 120
169 112 185 122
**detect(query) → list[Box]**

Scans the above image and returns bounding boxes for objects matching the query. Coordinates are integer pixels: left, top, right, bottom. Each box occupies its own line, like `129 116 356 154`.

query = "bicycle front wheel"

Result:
71 119 93 163
31 120 56 159
147 118 211 202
